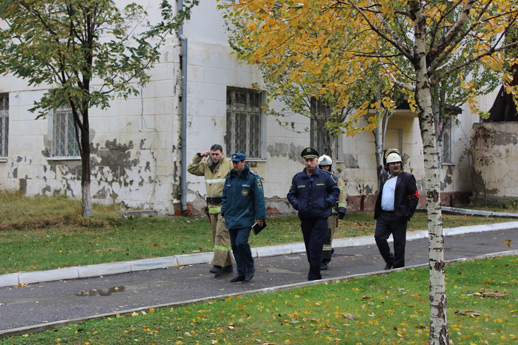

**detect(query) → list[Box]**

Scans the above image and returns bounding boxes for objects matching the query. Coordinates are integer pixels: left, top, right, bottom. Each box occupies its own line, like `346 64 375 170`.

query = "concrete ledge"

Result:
77 262 132 279
407 230 428 240
255 244 294 257
334 236 378 247
445 221 518 236
19 267 79 285
130 257 178 272
0 273 19 288
175 252 213 266
442 207 518 218
290 243 307 254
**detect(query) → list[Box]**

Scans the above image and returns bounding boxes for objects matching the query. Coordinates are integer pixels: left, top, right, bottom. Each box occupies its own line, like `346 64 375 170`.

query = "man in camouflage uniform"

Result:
188 144 234 276
317 155 348 270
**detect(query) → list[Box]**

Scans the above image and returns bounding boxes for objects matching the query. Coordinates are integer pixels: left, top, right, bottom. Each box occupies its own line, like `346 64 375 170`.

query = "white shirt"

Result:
381 175 398 211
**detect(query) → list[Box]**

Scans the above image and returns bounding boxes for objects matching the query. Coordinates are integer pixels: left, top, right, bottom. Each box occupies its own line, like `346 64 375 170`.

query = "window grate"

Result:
53 107 80 157
226 88 263 159
310 97 337 155
0 94 8 158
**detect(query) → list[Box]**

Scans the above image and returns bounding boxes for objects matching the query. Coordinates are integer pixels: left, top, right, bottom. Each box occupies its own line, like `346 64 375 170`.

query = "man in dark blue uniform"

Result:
288 147 340 281
221 153 267 283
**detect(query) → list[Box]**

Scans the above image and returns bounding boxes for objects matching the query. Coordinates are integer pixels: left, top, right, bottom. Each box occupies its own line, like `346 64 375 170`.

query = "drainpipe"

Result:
179 0 188 213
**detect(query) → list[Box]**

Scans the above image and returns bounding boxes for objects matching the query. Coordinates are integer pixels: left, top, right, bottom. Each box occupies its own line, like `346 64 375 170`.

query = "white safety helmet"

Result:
386 152 402 164
318 155 333 166
384 148 400 160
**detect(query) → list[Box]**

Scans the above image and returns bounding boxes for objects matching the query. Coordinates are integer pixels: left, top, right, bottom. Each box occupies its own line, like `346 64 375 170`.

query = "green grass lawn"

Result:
2 255 516 344
0 192 513 274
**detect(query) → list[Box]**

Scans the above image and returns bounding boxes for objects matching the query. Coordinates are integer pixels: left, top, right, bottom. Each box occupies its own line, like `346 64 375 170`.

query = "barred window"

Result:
52 106 80 157
310 98 341 158
441 117 453 164
226 88 263 159
0 94 8 158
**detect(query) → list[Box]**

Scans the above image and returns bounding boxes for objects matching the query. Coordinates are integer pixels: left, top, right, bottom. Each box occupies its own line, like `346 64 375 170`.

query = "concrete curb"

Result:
442 206 518 218
1 221 517 288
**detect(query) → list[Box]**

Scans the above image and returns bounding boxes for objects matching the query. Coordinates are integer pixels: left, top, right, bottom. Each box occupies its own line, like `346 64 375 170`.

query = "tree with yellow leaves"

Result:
220 0 518 343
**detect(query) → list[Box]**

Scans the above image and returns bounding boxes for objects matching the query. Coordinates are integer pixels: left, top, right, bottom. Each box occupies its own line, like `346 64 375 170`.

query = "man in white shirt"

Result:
373 152 419 270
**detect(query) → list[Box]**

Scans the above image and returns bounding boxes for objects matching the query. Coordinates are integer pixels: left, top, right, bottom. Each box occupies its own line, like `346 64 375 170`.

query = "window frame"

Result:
49 105 81 160
310 98 343 161
0 93 8 161
225 87 265 160
441 116 455 165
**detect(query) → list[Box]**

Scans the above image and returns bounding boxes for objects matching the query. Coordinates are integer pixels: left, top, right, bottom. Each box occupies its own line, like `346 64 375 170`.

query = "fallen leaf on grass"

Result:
455 310 481 317
342 313 356 320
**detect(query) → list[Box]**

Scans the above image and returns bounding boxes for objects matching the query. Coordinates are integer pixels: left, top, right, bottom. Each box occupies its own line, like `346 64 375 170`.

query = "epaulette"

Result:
250 170 258 176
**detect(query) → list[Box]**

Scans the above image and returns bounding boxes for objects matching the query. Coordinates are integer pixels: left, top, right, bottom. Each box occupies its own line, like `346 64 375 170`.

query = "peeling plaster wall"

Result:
0 0 482 213
472 122 518 201
0 37 182 212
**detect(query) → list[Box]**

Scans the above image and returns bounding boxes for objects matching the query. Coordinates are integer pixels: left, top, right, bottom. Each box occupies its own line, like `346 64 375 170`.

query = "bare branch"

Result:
346 0 414 61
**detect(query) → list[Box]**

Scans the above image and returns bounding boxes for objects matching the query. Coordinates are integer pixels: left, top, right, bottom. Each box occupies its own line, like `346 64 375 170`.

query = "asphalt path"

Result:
0 227 517 338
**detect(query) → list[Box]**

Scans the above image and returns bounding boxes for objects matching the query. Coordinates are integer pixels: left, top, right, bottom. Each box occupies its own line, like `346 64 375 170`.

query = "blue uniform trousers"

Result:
229 227 254 277
374 211 408 268
300 218 327 280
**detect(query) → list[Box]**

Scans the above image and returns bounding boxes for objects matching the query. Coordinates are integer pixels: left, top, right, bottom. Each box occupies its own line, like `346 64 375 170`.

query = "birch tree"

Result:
0 0 197 217
221 1 518 343
226 25 383 159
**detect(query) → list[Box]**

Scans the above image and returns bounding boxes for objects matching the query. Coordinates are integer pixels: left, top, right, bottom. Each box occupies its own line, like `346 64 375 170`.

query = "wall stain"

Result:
440 165 454 190
342 154 359 169
41 185 51 194
267 143 306 161
19 176 27 195
493 132 518 146
91 139 138 180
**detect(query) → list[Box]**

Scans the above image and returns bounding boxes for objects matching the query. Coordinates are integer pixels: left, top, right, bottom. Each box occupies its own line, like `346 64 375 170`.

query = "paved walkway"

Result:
0 221 517 338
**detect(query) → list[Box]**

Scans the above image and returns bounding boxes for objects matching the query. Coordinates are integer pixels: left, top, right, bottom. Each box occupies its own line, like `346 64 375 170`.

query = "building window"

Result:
441 117 453 164
52 106 80 157
226 87 263 159
310 98 342 159
0 94 8 158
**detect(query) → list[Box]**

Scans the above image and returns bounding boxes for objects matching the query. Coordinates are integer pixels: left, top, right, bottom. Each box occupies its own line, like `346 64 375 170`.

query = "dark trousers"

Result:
300 217 327 281
374 211 408 268
229 227 254 276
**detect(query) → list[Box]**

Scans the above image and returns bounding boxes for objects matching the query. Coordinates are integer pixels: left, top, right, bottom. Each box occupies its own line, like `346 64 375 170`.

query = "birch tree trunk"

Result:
374 121 384 184
414 7 448 344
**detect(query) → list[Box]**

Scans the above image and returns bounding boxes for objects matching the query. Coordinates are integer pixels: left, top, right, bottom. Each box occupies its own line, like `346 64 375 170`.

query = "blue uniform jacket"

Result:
287 168 340 219
221 165 267 230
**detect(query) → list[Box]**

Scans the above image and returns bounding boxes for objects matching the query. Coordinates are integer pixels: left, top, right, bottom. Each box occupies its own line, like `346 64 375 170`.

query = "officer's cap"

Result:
301 147 319 159
231 153 246 161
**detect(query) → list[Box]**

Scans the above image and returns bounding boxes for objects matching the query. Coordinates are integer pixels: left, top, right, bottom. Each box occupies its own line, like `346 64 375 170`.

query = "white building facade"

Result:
0 1 489 214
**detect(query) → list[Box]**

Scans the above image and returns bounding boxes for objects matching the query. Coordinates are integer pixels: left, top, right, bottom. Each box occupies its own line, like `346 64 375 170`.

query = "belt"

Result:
382 210 395 213
206 196 222 204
